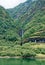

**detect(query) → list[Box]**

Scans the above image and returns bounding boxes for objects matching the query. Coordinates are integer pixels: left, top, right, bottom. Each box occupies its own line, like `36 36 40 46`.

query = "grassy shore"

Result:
0 42 45 59
0 54 45 59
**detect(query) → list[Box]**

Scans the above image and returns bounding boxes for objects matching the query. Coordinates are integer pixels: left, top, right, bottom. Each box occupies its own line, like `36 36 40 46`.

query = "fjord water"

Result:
0 58 45 65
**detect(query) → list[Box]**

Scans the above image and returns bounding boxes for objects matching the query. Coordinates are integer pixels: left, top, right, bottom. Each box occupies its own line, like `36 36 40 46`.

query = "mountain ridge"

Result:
0 0 45 44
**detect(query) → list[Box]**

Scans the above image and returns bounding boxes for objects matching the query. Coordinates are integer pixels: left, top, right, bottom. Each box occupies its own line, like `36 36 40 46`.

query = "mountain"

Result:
7 0 45 42
23 0 45 39
0 0 45 57
7 0 32 19
0 6 20 44
0 0 45 44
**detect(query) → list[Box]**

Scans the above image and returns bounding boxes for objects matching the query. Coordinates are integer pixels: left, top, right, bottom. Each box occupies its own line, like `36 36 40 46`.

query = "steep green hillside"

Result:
8 0 45 41
0 0 45 57
0 6 20 45
0 0 45 44
23 0 45 39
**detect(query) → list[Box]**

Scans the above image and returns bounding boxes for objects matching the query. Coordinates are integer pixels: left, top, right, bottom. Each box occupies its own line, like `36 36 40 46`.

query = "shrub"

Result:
21 49 36 58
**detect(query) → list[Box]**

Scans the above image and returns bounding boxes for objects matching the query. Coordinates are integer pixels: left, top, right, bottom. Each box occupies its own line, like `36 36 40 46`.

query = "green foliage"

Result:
7 0 45 41
22 50 36 58
0 42 45 57
0 43 36 57
0 0 45 43
0 0 45 57
34 48 45 54
0 6 20 43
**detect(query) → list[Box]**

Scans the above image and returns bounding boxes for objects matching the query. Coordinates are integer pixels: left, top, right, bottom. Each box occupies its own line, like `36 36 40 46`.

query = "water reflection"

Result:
0 58 45 65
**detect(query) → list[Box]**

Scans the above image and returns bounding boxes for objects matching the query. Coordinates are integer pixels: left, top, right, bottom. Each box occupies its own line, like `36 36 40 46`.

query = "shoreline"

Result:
0 56 21 58
0 54 45 59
